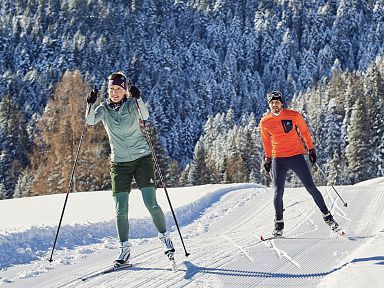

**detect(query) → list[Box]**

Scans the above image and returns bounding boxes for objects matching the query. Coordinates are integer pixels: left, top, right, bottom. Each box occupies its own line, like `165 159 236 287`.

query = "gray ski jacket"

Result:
86 98 151 162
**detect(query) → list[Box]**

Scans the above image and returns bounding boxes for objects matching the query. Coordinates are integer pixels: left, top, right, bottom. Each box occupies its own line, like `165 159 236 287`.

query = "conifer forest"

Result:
0 0 383 199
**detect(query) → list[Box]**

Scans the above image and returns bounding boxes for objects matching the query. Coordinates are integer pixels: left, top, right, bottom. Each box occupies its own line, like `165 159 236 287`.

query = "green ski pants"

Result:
113 187 167 243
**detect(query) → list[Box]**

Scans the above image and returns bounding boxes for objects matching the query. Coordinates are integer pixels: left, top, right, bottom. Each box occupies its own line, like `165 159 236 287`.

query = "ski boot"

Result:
114 240 131 267
323 212 340 232
272 219 284 237
158 231 177 271
159 231 175 257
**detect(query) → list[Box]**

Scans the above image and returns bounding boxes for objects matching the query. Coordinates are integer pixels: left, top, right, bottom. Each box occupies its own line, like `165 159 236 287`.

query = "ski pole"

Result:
48 104 92 262
134 99 190 257
294 127 348 207
315 163 348 207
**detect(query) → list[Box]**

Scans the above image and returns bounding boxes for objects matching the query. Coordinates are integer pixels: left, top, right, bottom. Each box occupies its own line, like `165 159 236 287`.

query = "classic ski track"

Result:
185 185 384 287
177 188 320 286
39 188 260 288
192 216 333 286
359 188 384 234
60 189 256 287
56 188 259 288
57 246 160 287
80 235 237 288
224 187 272 234
258 237 351 287
266 187 382 286
36 185 384 288
69 250 176 288
127 187 274 288
178 235 252 288
163 189 275 287
217 187 338 281
135 235 239 288
253 187 384 287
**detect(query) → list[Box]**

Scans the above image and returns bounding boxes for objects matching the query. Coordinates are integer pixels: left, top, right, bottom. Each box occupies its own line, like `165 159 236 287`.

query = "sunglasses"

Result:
267 91 282 98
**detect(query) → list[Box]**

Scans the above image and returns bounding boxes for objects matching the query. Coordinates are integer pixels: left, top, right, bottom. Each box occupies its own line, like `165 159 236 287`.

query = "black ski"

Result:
81 263 133 281
259 229 346 243
260 235 285 242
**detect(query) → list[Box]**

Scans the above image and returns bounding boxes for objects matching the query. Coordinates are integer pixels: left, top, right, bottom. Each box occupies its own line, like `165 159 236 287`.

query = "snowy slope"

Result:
0 180 383 288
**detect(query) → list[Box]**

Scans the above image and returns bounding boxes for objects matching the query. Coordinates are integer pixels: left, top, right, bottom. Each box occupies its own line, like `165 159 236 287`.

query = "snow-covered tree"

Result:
345 96 371 184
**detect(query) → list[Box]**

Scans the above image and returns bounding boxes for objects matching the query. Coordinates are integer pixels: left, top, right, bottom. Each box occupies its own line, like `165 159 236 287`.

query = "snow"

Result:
0 179 383 287
317 233 384 288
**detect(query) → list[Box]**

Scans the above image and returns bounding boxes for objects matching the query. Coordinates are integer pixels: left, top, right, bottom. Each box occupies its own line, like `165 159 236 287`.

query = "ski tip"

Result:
260 235 265 241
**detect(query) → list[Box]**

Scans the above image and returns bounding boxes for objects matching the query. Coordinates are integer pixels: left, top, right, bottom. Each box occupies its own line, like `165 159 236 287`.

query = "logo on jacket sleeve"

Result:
281 120 293 133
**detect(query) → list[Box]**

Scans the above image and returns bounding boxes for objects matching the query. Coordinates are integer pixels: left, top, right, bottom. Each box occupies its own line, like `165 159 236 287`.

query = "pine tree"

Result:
146 122 172 187
0 182 6 200
179 164 191 187
166 159 181 187
187 140 211 185
364 58 384 176
326 152 348 185
323 98 344 159
345 96 371 184
0 95 29 198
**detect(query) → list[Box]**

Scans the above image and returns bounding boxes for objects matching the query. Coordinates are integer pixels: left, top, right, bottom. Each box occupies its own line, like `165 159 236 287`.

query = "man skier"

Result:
86 72 175 266
259 90 339 236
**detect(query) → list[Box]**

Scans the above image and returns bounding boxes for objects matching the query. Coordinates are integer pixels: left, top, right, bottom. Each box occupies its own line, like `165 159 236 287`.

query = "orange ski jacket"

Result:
259 109 314 158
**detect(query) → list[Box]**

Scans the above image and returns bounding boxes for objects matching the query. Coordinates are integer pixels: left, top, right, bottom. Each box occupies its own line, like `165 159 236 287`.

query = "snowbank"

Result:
0 183 260 269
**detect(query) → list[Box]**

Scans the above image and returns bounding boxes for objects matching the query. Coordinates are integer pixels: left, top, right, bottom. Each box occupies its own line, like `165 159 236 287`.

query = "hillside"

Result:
1 0 384 198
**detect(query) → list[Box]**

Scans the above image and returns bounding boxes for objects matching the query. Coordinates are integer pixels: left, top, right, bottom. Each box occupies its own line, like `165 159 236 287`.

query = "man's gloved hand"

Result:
264 157 272 173
308 148 317 165
129 86 141 99
87 87 98 104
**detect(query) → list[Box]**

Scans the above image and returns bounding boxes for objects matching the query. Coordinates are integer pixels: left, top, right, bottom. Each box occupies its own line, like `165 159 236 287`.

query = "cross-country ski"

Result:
81 263 133 282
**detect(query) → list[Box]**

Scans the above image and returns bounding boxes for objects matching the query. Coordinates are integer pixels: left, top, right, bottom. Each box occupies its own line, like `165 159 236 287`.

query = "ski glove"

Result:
264 157 272 173
87 87 98 104
129 86 141 99
308 148 317 165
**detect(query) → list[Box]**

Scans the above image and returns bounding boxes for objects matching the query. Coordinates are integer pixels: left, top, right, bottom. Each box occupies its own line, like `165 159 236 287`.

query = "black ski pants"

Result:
271 154 329 220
